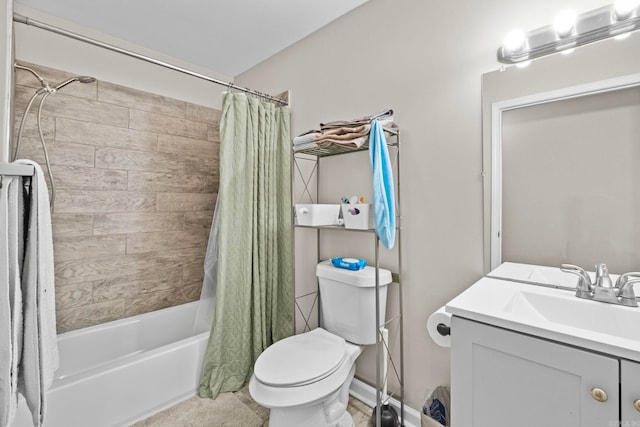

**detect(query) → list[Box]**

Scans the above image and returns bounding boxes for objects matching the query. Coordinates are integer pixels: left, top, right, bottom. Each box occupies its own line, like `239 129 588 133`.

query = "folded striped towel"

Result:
293 131 321 145
320 109 393 131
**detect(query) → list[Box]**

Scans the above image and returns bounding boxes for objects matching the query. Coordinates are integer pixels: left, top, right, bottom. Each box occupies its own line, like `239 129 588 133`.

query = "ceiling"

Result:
14 0 369 77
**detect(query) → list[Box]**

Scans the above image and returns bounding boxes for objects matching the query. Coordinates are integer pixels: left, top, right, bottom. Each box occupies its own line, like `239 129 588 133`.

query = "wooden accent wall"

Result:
13 62 220 333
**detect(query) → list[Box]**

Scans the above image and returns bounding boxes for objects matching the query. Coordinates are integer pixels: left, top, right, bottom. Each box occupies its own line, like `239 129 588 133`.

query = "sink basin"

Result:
446 276 640 362
505 289 640 341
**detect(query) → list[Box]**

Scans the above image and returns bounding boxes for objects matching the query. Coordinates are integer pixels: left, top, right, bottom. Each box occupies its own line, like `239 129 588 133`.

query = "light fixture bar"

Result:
498 4 640 64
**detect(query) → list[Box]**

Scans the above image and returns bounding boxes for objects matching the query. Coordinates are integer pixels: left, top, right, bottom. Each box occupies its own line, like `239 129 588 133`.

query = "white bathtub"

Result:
12 301 210 427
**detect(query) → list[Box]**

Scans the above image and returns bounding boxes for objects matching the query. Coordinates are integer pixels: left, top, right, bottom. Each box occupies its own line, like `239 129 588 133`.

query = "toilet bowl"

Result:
249 328 363 427
249 261 392 427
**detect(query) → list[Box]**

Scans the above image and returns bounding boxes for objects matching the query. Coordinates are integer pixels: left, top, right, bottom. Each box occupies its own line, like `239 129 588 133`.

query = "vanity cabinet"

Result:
451 317 620 427
622 360 640 423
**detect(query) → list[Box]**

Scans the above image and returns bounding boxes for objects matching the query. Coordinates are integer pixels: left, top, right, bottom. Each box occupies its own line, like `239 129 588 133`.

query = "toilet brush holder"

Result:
370 403 400 427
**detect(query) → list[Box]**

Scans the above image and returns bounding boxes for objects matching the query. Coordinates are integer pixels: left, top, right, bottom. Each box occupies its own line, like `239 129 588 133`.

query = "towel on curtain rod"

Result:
0 174 24 426
0 160 57 426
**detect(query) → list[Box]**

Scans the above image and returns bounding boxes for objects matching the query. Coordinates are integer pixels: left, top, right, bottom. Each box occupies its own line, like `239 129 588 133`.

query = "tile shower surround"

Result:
13 62 220 332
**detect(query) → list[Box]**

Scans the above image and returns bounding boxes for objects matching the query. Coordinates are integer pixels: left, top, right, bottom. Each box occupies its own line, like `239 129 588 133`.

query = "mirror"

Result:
482 32 640 274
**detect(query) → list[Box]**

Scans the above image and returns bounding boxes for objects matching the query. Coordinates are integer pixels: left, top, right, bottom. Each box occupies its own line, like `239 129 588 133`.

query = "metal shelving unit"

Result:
292 127 404 427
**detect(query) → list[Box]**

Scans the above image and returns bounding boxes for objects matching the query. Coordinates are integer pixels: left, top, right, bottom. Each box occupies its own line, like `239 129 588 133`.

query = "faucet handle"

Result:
617 274 640 307
560 264 593 297
615 272 640 288
616 273 640 307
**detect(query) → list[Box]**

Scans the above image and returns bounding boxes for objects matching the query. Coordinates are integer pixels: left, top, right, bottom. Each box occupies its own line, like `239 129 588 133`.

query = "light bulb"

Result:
614 0 640 20
503 29 526 53
554 10 577 38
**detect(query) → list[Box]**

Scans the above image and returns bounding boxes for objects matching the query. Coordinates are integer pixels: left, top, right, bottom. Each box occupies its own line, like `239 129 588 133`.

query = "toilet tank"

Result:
316 260 392 345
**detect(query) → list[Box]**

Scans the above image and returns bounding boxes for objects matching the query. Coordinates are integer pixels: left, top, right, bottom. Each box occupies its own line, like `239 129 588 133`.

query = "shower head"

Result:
53 75 97 91
78 76 96 83
15 63 96 93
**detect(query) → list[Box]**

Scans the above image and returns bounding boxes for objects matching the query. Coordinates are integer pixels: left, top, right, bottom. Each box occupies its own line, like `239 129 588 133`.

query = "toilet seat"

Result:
254 328 347 387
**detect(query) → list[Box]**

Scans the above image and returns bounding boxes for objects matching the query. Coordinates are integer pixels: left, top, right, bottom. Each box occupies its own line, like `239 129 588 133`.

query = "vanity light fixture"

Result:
497 2 640 64
553 9 577 38
503 29 527 53
614 0 640 20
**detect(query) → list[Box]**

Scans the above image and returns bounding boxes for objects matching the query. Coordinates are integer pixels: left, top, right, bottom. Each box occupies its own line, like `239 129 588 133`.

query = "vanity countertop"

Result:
446 272 640 362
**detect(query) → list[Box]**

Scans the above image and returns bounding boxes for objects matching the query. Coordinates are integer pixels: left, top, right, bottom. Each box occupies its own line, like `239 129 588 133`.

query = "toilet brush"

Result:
370 328 399 427
371 403 399 427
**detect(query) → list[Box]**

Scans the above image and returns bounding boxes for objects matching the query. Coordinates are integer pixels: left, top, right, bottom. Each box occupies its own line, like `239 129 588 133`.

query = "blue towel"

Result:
369 120 396 249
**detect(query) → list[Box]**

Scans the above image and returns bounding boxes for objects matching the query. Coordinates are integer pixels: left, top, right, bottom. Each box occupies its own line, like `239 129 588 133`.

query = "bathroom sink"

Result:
505 289 640 341
446 276 640 362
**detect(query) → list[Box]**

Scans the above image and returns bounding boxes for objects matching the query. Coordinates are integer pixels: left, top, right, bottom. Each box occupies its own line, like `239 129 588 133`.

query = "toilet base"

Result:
267 365 356 427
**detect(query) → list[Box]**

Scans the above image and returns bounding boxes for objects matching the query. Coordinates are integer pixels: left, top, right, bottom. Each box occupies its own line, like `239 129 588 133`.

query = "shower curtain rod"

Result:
13 13 288 106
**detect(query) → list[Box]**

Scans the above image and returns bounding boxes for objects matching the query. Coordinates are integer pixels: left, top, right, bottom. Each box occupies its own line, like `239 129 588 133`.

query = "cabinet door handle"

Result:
590 388 608 402
634 399 640 412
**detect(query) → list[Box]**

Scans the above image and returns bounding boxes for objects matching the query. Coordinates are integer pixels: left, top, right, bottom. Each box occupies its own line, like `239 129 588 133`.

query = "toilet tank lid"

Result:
316 260 392 288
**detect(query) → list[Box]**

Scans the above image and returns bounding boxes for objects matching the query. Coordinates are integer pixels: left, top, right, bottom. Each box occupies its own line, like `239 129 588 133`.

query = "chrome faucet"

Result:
592 263 618 304
560 263 640 307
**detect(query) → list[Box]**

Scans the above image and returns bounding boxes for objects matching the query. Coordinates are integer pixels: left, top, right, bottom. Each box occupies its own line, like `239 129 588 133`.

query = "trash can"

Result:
421 385 450 427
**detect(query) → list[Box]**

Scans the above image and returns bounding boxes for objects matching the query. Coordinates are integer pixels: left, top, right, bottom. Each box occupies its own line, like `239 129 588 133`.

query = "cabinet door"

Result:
451 317 619 427
622 360 640 423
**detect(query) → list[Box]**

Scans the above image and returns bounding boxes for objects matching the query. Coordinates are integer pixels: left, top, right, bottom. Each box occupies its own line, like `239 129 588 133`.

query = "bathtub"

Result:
12 301 210 427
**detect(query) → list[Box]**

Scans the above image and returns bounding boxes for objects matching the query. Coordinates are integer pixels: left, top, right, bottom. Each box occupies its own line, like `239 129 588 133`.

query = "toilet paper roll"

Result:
427 306 452 348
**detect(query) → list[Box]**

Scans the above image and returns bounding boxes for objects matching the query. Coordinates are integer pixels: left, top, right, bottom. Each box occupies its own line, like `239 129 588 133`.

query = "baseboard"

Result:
349 378 422 427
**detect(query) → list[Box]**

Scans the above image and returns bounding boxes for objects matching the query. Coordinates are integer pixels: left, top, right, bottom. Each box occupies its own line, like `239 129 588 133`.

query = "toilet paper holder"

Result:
436 323 450 336
427 306 452 347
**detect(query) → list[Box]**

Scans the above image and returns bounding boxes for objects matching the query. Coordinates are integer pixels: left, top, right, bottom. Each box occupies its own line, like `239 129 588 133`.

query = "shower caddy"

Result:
292 126 404 427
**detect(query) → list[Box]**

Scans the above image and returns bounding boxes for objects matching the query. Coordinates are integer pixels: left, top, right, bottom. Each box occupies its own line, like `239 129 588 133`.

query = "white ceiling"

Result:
14 0 369 76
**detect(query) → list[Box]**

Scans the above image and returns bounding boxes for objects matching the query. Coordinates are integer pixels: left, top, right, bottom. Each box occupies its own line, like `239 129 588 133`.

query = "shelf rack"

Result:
292 127 404 427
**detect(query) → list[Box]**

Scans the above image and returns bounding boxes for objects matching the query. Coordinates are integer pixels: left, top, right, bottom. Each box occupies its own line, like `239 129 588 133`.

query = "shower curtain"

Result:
199 92 293 399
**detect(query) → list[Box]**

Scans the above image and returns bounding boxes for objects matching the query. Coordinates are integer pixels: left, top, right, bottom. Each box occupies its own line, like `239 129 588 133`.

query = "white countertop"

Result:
446 266 640 362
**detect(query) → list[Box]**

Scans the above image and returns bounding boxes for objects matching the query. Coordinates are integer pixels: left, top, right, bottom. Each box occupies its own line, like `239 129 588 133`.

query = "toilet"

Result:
249 260 392 427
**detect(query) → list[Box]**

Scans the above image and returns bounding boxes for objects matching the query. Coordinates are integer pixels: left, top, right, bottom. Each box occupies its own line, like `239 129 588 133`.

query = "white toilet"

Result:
249 260 392 427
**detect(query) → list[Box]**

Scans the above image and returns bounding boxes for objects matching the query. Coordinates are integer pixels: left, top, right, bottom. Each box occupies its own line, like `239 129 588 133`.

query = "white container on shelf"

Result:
295 204 341 226
341 203 375 230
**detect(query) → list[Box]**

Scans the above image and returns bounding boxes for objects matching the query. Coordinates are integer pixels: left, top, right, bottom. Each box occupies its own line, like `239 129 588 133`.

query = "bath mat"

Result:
132 386 372 427
131 392 264 427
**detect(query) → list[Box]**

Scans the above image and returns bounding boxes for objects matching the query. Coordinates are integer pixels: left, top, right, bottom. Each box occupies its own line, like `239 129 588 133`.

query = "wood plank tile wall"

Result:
13 62 220 333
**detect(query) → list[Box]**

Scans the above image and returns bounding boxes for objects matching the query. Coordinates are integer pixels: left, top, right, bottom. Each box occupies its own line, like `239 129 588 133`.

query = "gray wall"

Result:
236 0 613 409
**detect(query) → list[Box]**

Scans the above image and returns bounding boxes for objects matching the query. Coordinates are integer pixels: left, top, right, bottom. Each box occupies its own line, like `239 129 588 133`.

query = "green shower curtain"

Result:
198 93 293 399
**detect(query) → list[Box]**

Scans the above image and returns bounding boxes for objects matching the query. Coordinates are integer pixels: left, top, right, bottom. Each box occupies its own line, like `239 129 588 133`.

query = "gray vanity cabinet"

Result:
622 360 640 423
451 317 619 427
